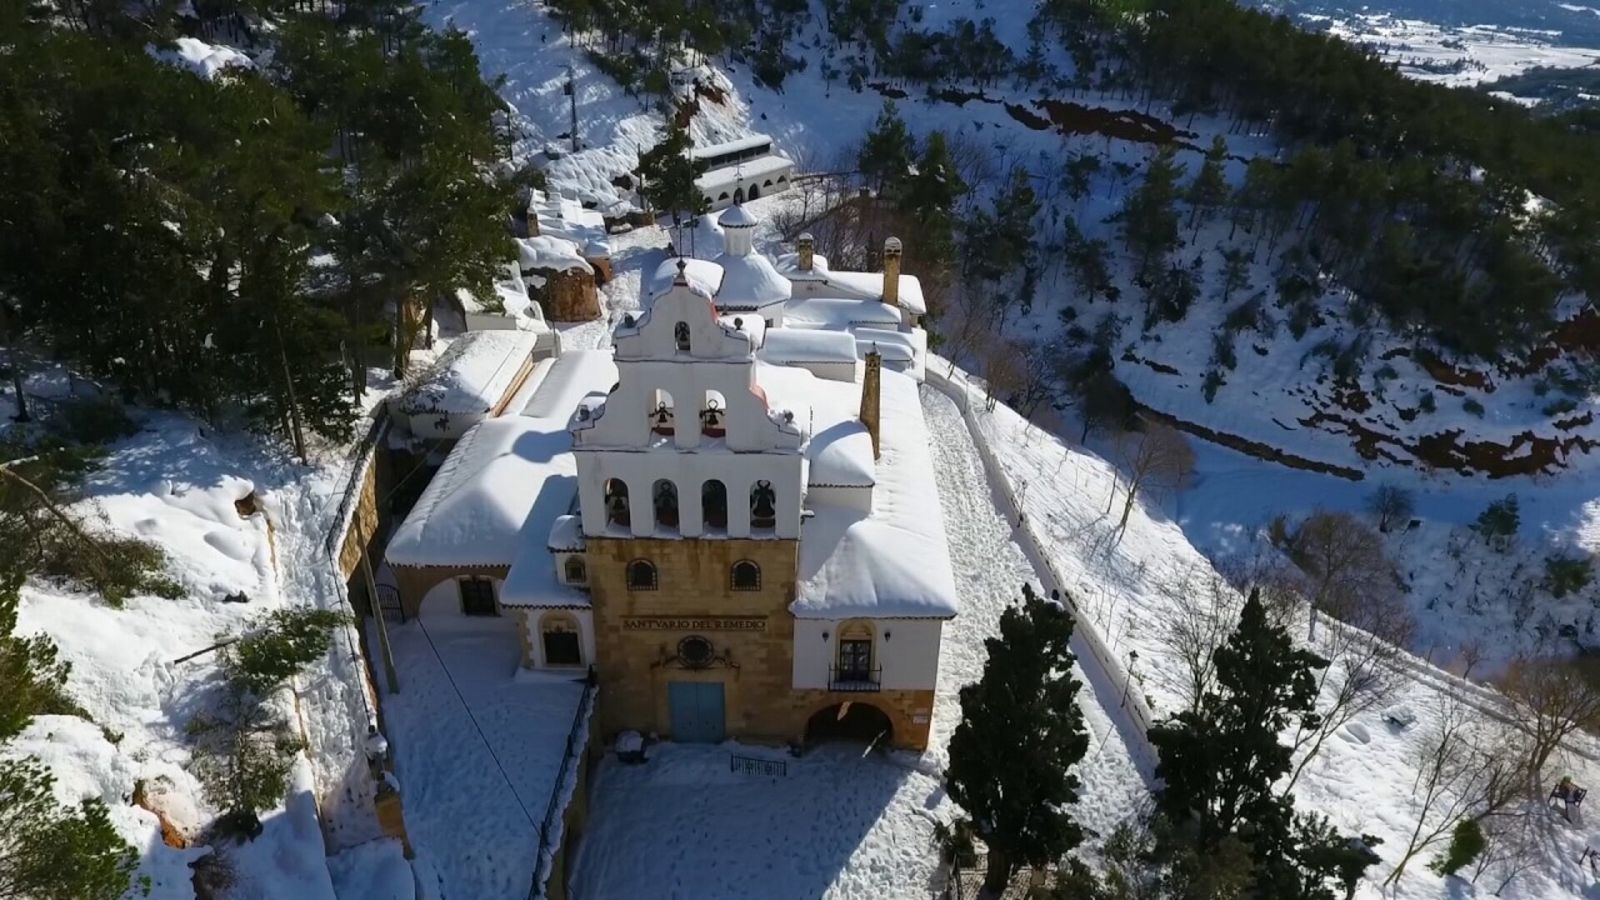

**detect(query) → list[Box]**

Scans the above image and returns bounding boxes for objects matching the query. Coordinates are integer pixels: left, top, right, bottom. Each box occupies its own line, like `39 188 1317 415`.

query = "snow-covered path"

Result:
567 387 1145 899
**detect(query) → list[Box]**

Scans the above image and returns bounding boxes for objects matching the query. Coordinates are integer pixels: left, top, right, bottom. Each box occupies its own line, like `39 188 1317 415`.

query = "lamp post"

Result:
1120 650 1139 709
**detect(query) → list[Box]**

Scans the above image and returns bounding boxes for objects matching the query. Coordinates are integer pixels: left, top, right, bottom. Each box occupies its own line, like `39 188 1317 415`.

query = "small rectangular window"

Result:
543 631 581 666
459 578 498 616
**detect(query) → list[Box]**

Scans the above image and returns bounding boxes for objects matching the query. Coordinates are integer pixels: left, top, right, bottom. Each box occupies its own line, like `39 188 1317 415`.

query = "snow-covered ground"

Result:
933 361 1600 899
1311 13 1600 86
1 365 405 898
371 611 588 900
569 386 1147 900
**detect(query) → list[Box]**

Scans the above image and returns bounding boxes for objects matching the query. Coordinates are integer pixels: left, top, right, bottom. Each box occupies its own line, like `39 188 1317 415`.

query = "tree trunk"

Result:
1119 484 1137 530
980 847 1012 898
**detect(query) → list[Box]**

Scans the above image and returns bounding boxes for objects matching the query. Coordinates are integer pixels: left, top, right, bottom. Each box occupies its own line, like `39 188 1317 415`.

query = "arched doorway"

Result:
805 702 893 749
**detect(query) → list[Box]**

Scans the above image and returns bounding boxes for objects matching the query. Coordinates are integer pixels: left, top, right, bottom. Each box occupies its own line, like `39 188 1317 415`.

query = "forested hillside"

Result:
1 0 522 456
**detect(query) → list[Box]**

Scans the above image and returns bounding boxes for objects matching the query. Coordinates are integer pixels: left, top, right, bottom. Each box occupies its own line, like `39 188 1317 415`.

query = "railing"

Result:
730 754 788 777
828 666 882 692
322 407 391 558
527 667 598 900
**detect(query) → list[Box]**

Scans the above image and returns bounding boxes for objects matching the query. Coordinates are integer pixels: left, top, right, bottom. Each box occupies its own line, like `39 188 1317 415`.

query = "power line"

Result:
414 616 541 831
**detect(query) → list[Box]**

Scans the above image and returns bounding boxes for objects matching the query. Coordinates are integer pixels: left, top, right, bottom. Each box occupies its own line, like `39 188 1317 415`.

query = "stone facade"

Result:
533 266 601 322
585 535 934 749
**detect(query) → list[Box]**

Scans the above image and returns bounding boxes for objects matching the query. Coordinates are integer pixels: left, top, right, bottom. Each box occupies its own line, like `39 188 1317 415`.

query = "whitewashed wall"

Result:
792 618 942 691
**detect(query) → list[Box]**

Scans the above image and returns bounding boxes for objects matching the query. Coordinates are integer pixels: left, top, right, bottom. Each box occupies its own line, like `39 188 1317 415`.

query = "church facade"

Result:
386 205 957 751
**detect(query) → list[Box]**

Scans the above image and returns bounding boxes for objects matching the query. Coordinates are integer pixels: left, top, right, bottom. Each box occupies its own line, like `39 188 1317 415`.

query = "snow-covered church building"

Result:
385 205 956 751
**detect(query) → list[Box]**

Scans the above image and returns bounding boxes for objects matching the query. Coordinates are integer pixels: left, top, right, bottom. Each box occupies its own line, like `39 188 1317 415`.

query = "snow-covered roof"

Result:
759 329 859 365
784 297 904 329
776 254 927 315
695 155 794 192
528 189 608 247
718 204 758 228
691 134 774 160
755 363 875 490
386 351 618 568
711 252 791 311
790 370 958 619
500 530 589 609
394 330 539 420
649 257 723 300
547 515 585 552
517 235 592 274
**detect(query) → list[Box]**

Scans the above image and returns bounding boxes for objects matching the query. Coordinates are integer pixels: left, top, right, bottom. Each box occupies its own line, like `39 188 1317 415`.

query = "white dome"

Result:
712 251 791 311
718 204 758 229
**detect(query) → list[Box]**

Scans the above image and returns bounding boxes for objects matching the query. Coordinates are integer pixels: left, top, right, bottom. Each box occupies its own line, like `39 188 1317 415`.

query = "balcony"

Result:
828 666 882 693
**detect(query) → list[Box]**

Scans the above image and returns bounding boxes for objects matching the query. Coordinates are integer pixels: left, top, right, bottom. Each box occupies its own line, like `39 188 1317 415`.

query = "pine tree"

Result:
858 100 915 196
1186 136 1229 233
0 573 77 741
1121 148 1184 279
637 116 709 245
1150 588 1326 845
0 757 142 900
946 584 1089 896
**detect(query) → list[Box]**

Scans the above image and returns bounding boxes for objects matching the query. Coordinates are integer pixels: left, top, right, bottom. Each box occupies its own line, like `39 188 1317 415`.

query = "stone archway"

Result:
804 701 894 749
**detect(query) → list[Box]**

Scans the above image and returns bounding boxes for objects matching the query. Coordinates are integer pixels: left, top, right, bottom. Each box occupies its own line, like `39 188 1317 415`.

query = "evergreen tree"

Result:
0 573 76 741
858 101 915 196
1149 589 1376 899
637 116 709 245
0 757 142 900
1186 136 1229 233
1121 148 1184 279
946 584 1089 895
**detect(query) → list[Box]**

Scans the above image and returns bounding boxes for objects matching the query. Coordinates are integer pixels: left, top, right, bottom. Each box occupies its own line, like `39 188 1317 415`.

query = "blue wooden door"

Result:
668 682 726 743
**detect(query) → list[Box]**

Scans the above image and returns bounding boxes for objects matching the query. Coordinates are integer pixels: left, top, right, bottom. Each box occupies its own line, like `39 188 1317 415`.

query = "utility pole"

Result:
566 64 578 153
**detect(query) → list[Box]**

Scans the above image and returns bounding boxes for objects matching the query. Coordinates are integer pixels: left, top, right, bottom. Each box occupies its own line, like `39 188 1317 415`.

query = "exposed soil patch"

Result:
1301 410 1600 477
1005 103 1052 131
1034 98 1195 147
1413 348 1492 390
694 79 727 106
1122 349 1181 375
1141 407 1364 480
673 96 699 129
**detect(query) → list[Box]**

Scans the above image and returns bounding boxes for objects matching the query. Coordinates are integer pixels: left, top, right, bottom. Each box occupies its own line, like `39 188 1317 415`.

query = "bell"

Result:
751 480 777 522
700 399 725 436
651 401 675 435
607 493 630 526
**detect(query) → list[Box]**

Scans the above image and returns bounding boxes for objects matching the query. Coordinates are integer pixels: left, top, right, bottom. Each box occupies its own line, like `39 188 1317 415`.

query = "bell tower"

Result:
570 263 809 745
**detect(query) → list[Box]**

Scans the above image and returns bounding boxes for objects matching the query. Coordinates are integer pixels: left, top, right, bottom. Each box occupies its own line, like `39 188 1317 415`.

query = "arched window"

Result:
653 479 679 529
702 480 728 531
731 560 760 591
674 321 691 353
540 612 582 666
749 184 762 200
750 479 777 530
650 389 675 436
701 390 726 437
563 557 587 585
604 479 630 528
733 186 746 204
626 559 657 590
717 191 730 201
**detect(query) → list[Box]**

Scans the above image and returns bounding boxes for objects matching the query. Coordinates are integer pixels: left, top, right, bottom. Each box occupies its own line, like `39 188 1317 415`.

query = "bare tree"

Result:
1154 567 1239 712
1501 656 1600 779
1283 586 1416 792
1110 422 1194 533
1469 812 1550 896
1287 511 1395 641
982 343 1023 412
1384 697 1501 887
1365 483 1415 533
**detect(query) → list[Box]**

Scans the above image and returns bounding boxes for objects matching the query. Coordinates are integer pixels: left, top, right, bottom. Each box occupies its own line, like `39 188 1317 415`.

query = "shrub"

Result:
0 757 142 899
1211 332 1238 371
1428 819 1485 878
1474 494 1520 548
49 397 137 446
1543 398 1579 418
1419 390 1437 414
1202 369 1225 403
223 608 349 697
0 574 81 740
1463 398 1485 417
1544 555 1593 598
187 699 303 842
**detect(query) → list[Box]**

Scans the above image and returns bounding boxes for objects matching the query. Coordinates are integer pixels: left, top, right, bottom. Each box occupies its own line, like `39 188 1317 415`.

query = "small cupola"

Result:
719 203 758 258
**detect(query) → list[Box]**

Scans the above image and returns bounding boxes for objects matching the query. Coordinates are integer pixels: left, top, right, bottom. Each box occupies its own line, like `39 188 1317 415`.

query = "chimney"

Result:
797 232 815 272
882 236 902 308
860 346 882 460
